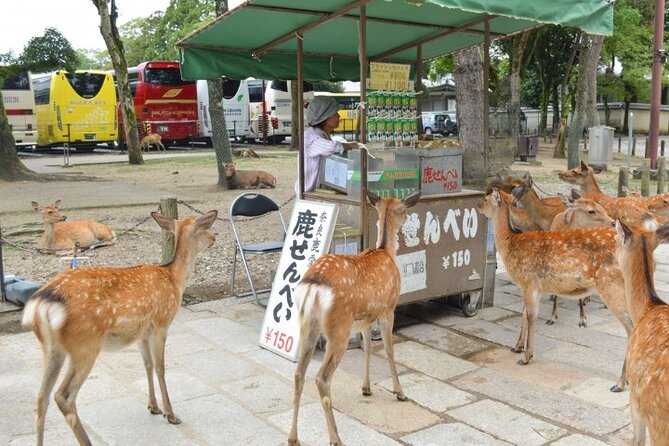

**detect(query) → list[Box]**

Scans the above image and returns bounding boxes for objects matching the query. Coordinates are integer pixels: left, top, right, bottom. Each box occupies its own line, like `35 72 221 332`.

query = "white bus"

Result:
196 78 251 143
2 71 38 148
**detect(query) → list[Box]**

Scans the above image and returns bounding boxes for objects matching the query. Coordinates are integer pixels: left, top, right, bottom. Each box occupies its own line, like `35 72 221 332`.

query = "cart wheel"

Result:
460 290 482 317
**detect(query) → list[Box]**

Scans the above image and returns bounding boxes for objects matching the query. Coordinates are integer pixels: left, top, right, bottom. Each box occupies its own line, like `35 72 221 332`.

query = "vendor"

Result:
295 96 361 194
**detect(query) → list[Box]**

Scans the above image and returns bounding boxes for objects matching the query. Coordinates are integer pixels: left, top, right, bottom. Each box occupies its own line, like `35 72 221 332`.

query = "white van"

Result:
196 78 251 143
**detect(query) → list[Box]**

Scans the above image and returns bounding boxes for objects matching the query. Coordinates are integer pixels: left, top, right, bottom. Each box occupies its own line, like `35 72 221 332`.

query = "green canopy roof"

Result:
177 0 613 82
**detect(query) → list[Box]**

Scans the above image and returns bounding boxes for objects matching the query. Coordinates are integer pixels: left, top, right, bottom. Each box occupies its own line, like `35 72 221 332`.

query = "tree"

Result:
118 14 164 66
92 0 143 165
76 48 112 70
151 0 215 61
0 29 79 181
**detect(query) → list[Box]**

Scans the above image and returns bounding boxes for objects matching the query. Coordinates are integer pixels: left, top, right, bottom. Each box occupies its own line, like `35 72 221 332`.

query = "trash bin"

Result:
517 135 538 161
588 125 614 168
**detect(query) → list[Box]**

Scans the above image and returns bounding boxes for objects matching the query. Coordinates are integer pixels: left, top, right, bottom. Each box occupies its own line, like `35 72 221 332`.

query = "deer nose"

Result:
61 216 67 221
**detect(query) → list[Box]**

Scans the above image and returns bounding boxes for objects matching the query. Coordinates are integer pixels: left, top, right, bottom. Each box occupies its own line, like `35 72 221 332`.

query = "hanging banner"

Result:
369 62 411 91
259 200 339 361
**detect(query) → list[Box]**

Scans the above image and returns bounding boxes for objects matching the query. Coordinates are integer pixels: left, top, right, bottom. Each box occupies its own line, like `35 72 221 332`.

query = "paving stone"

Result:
378 372 476 412
477 306 517 322
219 373 300 415
453 368 629 436
269 402 402 446
501 300 607 327
185 316 262 353
333 344 409 383
541 343 625 383
377 340 479 380
133 369 216 403
402 422 513 446
563 377 629 409
0 344 24 375
175 348 262 384
244 347 321 381
161 330 219 357
588 320 628 338
468 347 591 390
0 373 46 438
447 400 568 446
398 323 488 357
550 434 612 445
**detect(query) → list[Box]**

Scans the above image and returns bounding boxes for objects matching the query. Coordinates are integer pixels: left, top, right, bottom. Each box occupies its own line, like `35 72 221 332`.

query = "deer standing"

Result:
510 175 566 230
32 200 116 253
613 220 669 445
478 189 632 391
22 210 218 446
139 133 166 152
288 190 421 446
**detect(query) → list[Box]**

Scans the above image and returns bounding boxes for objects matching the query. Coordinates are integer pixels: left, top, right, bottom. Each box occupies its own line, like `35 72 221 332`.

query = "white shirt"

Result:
295 126 344 194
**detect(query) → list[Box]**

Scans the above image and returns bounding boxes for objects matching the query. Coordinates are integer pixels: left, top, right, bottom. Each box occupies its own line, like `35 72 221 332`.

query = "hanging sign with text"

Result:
259 200 339 361
369 62 411 91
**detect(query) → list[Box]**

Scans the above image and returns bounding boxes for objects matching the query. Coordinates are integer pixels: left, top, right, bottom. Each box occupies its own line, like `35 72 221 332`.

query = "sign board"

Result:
369 62 411 91
259 200 339 361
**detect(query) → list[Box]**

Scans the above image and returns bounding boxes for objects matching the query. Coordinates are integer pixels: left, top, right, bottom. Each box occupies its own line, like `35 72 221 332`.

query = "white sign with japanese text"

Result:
259 200 339 361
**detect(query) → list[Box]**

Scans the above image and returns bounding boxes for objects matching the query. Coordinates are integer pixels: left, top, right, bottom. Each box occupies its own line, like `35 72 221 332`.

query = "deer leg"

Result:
315 332 348 446
36 347 66 446
288 319 320 446
578 298 587 328
521 291 539 365
512 305 528 353
378 312 406 401
547 295 558 325
150 329 180 424
631 400 647 446
54 353 97 446
138 339 161 415
361 325 372 396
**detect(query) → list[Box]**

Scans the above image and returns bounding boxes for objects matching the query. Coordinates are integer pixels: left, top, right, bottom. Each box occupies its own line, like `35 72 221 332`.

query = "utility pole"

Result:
649 0 666 169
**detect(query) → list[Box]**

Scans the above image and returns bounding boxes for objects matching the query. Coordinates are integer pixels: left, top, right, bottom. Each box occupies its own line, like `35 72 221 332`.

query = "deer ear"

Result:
563 208 574 225
615 220 632 244
559 193 575 207
151 212 176 232
491 188 502 206
366 190 381 207
580 160 589 172
401 190 422 209
54 200 62 209
195 210 218 230
31 201 40 212
511 185 525 200
570 188 582 200
522 172 530 180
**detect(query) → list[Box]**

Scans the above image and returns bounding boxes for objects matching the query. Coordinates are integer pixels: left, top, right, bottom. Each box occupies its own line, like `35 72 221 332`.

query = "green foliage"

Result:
18 28 78 73
119 13 165 66
313 81 344 93
76 48 112 70
152 0 216 61
426 56 453 82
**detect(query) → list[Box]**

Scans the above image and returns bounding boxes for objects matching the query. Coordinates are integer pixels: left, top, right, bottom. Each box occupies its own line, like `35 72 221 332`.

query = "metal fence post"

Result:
658 157 667 194
160 197 178 264
618 166 629 198
0 223 6 303
641 158 651 197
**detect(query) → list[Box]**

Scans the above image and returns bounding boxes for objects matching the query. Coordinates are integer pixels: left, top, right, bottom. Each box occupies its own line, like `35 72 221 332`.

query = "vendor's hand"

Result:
343 142 359 151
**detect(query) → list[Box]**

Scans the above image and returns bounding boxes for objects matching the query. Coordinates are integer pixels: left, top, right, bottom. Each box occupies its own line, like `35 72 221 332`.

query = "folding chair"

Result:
230 193 287 306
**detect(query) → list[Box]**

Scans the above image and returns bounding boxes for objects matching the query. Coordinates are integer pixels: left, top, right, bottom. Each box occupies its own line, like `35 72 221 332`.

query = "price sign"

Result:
259 200 339 361
370 62 411 91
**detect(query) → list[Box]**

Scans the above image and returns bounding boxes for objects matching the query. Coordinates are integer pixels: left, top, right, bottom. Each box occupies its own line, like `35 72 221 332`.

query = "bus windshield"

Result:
3 72 31 90
144 68 192 86
65 72 106 99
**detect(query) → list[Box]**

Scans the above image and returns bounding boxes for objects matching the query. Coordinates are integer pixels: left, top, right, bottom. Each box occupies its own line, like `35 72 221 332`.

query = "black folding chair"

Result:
229 193 286 306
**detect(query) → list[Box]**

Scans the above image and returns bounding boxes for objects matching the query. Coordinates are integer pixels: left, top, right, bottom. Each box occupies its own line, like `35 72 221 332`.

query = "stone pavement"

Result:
6 241 669 446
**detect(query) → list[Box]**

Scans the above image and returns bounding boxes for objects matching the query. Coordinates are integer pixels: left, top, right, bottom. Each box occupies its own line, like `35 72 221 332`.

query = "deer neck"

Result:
376 206 401 258
583 173 603 195
521 189 556 229
41 220 57 248
491 201 519 253
624 236 663 324
165 237 202 291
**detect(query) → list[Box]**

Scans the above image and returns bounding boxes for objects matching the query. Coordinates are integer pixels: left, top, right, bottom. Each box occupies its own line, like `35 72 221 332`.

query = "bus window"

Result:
3 72 30 90
144 67 190 86
222 78 242 100
32 76 51 105
248 80 264 103
65 72 106 99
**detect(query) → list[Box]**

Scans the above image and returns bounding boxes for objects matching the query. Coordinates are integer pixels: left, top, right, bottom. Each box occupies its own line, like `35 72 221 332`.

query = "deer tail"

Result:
295 283 333 329
22 287 67 346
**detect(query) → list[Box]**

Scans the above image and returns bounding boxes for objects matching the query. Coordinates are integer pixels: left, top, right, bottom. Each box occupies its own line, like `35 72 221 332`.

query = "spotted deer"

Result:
613 220 669 445
478 189 632 391
288 190 421 446
498 189 542 232
21 210 217 446
511 175 566 230
32 200 116 253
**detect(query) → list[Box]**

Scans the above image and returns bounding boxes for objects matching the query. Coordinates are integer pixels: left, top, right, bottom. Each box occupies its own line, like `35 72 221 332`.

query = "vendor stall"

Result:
177 0 614 314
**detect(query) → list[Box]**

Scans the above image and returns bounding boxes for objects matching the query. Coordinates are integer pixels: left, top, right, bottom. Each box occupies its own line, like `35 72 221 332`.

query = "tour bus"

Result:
1 70 38 148
196 78 251 144
117 61 198 147
313 91 360 136
32 70 117 148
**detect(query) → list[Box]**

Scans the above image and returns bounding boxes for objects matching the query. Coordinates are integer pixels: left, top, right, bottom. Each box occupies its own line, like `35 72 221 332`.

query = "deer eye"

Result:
588 210 595 215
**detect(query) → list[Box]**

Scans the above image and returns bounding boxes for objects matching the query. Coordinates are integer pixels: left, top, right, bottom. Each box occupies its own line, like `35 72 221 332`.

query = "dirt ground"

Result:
0 140 642 316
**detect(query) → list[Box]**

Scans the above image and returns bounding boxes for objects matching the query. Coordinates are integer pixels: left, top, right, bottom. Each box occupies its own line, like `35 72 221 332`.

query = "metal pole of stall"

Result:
262 80 268 145
648 0 665 168
359 5 369 248
0 223 6 303
416 45 423 136
297 33 305 200
628 112 634 169
483 19 490 181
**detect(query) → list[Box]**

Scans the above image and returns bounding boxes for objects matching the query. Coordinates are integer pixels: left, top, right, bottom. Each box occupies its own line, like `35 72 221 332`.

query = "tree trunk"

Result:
290 81 299 151
208 78 232 187
551 87 560 133
0 93 34 181
454 46 485 182
566 34 603 168
92 0 143 165
554 32 580 159
508 32 530 144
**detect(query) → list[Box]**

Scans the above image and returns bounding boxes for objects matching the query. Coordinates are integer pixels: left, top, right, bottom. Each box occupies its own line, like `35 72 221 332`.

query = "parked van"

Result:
422 111 457 136
196 78 251 144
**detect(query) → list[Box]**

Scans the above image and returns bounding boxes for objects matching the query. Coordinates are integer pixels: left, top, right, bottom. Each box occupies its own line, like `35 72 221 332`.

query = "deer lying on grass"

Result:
613 220 669 445
478 189 632 392
224 162 276 189
139 133 166 152
22 210 217 446
32 200 116 253
288 190 421 446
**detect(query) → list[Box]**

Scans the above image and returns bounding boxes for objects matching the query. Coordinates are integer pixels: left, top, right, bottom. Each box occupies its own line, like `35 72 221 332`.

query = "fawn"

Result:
613 220 669 445
478 189 632 391
22 210 218 446
288 190 421 446
139 133 166 152
224 162 276 189
32 200 116 253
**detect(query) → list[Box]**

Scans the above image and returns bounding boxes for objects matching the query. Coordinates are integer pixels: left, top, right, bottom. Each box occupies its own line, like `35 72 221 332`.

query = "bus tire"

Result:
268 136 285 144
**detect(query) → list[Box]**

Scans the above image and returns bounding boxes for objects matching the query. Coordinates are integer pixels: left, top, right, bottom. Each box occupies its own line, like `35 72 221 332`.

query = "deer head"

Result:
32 200 67 224
223 163 236 178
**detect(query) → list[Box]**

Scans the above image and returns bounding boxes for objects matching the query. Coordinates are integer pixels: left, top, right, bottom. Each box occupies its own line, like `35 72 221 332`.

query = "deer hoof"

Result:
361 386 372 396
164 413 181 425
394 391 408 401
287 438 300 446
578 321 587 328
148 405 162 415
610 384 624 393
511 346 524 353
545 319 556 325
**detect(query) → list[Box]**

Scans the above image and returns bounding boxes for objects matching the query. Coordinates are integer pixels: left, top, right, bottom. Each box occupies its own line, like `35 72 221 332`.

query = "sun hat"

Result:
306 96 341 126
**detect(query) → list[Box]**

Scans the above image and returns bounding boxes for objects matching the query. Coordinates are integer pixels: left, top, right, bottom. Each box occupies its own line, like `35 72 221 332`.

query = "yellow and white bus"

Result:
2 70 38 148
313 91 360 137
32 70 117 148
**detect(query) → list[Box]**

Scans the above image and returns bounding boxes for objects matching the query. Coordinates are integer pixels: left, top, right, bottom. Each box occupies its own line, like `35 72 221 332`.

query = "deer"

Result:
498 189 542 232
510 174 566 230
613 220 669 445
32 200 116 253
224 162 276 189
21 210 218 446
139 133 166 152
288 190 421 446
478 189 632 392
